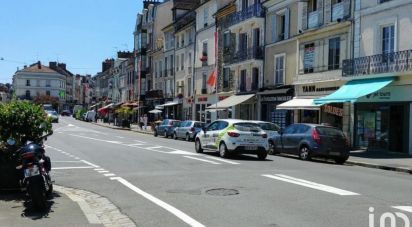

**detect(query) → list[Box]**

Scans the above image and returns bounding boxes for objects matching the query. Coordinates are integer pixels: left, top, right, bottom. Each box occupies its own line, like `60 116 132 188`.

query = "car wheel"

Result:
195 139 203 153
173 132 178 140
268 141 276 155
299 146 311 161
257 152 267 160
219 142 229 158
185 133 190 141
335 157 348 165
154 130 158 137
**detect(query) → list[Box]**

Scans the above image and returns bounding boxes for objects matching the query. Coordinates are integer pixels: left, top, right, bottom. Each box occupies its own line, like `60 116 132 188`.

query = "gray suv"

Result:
173 121 205 141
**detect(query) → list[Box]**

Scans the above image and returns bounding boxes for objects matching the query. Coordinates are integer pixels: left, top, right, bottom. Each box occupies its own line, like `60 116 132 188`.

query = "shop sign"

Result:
358 85 411 103
261 95 293 102
302 85 340 93
323 105 343 117
365 91 391 101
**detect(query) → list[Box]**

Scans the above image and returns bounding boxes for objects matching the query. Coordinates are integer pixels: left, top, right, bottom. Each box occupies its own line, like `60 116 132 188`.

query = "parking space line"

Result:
262 174 360 196
53 166 95 170
52 161 83 163
202 156 240 165
104 173 116 177
392 206 412 213
81 160 100 168
183 156 221 165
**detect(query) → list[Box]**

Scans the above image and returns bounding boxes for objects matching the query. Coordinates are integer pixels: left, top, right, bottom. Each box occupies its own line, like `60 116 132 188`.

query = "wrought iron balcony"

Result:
220 3 264 29
223 46 264 65
342 49 412 77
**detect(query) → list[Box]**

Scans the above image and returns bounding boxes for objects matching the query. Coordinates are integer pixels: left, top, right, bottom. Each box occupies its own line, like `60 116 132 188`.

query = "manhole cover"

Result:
206 188 239 196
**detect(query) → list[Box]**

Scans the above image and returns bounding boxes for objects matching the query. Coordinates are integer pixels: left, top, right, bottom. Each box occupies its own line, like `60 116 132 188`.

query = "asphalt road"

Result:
46 117 412 227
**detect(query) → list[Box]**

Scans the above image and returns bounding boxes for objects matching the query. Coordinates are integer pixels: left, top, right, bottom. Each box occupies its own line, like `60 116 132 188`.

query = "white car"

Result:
195 119 269 160
250 121 280 155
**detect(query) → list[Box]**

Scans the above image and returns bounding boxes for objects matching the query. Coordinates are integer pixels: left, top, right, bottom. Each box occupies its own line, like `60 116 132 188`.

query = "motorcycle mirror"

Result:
6 138 16 146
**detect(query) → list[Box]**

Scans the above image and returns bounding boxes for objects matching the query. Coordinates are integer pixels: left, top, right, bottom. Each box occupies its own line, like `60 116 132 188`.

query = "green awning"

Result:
314 77 394 105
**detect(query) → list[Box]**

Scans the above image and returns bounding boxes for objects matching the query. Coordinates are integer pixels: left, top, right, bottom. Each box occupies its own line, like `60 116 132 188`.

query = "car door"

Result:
202 121 220 149
159 120 168 134
280 125 297 153
290 125 310 154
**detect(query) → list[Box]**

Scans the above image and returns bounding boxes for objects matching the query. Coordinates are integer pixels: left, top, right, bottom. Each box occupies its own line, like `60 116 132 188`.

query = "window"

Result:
25 90 30 98
202 42 208 56
283 125 297 134
217 121 229 130
46 90 50 96
275 54 285 85
279 14 286 40
253 28 260 47
202 73 207 89
328 37 341 70
304 43 315 73
223 32 230 48
207 121 219 131
164 57 168 75
238 33 247 51
252 68 259 90
188 78 192 96
26 80 30 86
181 53 184 71
379 0 392 3
176 56 179 71
223 68 230 88
36 80 40 87
242 0 248 10
309 0 317 12
203 7 208 27
240 70 247 92
46 80 51 87
382 25 395 54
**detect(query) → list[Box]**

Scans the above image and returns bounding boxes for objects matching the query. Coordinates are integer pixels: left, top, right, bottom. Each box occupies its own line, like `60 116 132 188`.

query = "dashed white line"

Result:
202 156 240 165
104 173 116 177
262 174 360 196
94 168 105 171
134 140 146 143
116 136 124 139
392 206 412 213
53 166 95 170
111 177 205 227
127 143 145 147
183 156 221 165
52 161 82 163
98 170 109 173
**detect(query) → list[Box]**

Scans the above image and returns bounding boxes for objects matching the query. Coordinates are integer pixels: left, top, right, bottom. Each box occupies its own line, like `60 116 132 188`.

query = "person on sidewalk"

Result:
139 116 144 130
143 114 148 130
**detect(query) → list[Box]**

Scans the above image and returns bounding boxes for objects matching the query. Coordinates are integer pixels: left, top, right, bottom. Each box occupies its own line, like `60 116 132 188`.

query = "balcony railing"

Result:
342 49 412 77
223 46 264 65
308 11 320 29
220 3 265 29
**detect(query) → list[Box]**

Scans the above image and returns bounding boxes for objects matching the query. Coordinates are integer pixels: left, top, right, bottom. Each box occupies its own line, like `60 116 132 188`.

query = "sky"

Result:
0 0 143 84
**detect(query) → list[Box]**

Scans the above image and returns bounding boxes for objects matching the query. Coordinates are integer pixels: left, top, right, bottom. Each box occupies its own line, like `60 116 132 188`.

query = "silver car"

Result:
173 121 205 141
46 110 59 123
250 121 280 155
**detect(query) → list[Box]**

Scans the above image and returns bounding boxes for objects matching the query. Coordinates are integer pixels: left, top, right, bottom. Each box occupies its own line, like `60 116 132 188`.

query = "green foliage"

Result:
115 106 133 119
75 108 86 119
0 100 52 148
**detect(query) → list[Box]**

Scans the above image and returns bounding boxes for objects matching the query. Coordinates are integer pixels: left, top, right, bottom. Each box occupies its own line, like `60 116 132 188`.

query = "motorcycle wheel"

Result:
30 183 47 210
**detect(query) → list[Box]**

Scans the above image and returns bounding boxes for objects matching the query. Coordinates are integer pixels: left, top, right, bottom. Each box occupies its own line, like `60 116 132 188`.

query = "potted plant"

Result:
115 107 133 128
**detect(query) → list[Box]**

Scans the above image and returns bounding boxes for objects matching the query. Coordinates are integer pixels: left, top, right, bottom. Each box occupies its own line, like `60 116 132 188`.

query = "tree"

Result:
34 95 59 110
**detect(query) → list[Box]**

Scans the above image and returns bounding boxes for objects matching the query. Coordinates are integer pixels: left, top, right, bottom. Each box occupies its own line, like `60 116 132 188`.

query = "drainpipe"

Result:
192 23 197 121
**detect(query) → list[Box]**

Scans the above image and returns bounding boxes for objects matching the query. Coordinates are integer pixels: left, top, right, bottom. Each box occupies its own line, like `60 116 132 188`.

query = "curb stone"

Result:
346 160 412 175
91 122 154 135
54 185 136 227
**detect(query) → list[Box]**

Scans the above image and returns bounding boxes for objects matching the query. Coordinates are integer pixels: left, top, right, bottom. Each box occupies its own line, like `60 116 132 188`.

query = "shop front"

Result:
195 95 217 123
355 84 411 154
258 87 294 129
206 94 255 121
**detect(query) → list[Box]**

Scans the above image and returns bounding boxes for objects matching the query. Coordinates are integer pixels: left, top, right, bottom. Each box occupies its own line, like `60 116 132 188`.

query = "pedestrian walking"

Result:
139 116 144 130
143 114 148 130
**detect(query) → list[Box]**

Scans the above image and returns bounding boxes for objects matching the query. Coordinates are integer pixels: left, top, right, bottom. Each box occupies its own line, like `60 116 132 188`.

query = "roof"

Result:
19 63 57 74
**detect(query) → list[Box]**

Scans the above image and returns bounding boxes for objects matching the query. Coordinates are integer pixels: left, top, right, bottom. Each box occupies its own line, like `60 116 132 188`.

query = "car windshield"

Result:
233 123 261 132
258 123 280 131
316 127 345 137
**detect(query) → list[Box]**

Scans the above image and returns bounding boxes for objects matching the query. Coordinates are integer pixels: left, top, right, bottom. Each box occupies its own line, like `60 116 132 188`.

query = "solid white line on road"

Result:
126 143 144 147
169 150 200 156
104 173 116 177
262 174 360 196
94 168 105 171
202 156 240 165
183 156 221 165
81 160 100 168
113 177 205 227
52 166 95 170
98 170 109 173
392 206 412 213
107 141 122 144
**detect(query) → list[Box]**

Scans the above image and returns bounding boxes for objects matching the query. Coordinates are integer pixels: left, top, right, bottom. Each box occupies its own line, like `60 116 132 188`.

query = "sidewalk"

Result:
0 185 135 227
92 121 154 135
347 150 412 174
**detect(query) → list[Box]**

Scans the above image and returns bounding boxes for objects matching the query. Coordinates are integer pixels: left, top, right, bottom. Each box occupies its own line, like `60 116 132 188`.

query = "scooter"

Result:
7 132 53 210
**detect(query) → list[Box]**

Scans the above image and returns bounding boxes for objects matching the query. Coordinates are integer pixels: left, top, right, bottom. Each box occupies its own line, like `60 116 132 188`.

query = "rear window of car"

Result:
234 123 261 132
316 127 344 137
258 123 280 131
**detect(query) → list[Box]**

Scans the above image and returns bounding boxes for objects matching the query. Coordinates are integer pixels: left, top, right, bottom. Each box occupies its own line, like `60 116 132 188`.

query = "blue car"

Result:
272 123 350 164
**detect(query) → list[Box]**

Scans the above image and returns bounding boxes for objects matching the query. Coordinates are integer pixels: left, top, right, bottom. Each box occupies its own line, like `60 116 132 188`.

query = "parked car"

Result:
61 110 71 116
250 121 280 155
85 110 96 122
46 110 59 123
195 119 269 160
154 119 181 138
272 123 349 164
173 121 205 141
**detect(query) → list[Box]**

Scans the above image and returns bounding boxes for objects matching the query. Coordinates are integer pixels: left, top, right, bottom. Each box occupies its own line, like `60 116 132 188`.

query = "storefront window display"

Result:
321 103 343 128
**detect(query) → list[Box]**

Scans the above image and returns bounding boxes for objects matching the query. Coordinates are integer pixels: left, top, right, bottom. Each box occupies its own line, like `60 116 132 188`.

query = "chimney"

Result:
49 61 57 69
37 61 41 69
58 63 66 70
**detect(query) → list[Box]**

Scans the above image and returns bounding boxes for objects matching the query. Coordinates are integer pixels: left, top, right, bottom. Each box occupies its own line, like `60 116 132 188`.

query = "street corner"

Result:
54 185 137 227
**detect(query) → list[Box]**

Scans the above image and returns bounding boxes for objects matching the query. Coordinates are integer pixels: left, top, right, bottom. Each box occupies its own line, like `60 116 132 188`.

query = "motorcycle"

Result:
6 131 53 210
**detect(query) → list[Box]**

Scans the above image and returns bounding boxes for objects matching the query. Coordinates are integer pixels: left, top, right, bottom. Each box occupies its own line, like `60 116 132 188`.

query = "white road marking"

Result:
94 168 105 171
104 173 116 177
134 140 147 143
169 150 200 156
52 161 82 163
392 206 412 213
183 156 221 165
112 177 205 227
81 160 100 168
98 170 109 173
202 156 240 165
53 166 95 170
107 141 122 144
116 136 124 139
127 143 144 147
262 174 360 196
